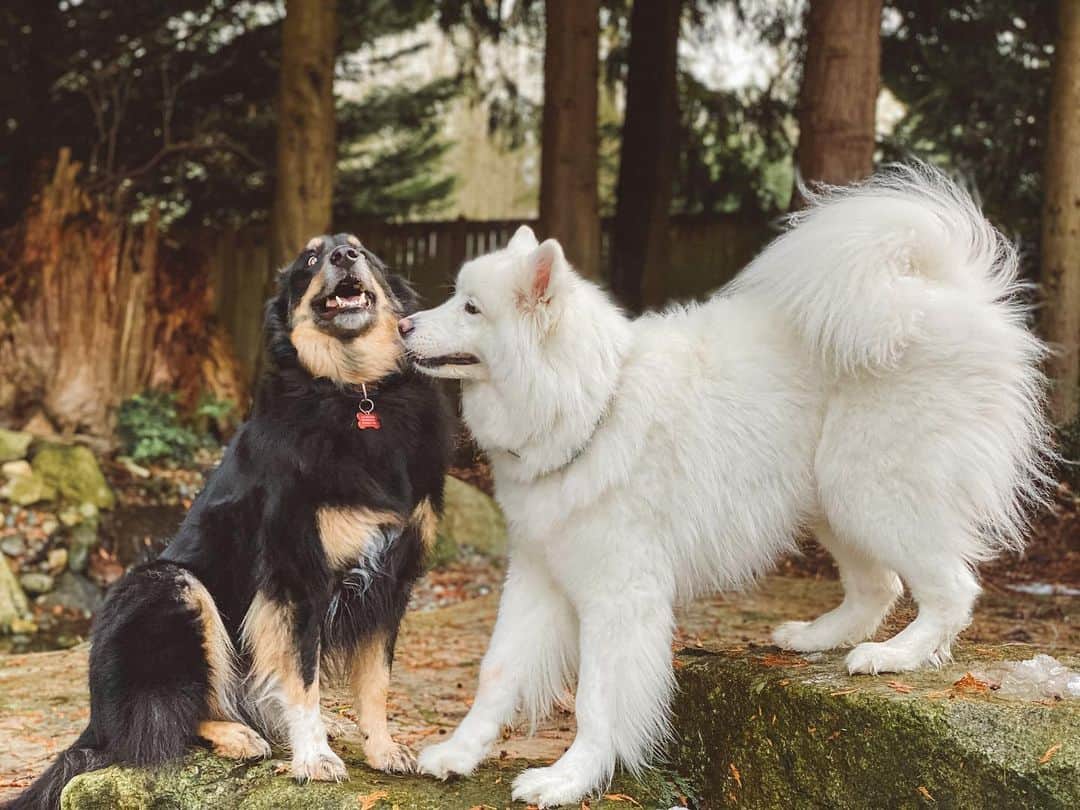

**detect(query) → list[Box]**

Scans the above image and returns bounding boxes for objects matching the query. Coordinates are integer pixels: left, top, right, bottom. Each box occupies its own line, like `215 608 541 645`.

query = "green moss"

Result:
31 444 115 509
0 428 32 462
671 648 1079 809
0 470 57 505
61 750 683 810
439 476 506 557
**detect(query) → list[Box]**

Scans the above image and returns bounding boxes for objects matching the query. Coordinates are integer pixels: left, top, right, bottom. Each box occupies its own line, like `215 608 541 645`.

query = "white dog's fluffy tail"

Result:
732 163 1032 373
730 163 1054 553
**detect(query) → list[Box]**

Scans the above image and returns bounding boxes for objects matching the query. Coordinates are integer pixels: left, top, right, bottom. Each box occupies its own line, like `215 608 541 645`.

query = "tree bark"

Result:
271 0 338 268
610 0 683 311
0 150 246 436
1042 0 1080 425
793 0 882 204
539 0 600 277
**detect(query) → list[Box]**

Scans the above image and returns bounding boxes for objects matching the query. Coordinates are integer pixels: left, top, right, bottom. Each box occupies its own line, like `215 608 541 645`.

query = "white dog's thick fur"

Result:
403 166 1051 807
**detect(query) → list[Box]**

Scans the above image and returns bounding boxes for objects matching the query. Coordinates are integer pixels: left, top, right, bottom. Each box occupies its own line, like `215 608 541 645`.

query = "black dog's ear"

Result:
263 294 297 367
387 275 420 315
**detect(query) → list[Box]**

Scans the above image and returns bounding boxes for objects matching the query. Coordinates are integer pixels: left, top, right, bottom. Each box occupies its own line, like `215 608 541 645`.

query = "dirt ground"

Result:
3 572 1077 801
1 454 1076 801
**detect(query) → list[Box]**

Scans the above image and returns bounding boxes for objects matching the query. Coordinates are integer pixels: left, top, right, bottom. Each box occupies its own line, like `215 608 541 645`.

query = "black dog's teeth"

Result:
324 290 373 312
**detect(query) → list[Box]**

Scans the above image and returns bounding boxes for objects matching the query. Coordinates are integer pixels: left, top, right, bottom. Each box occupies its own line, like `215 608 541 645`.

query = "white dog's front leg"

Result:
418 557 575 779
512 597 675 808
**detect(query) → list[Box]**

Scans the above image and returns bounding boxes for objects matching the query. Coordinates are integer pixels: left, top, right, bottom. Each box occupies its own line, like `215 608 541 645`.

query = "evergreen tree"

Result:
880 0 1057 255
0 0 457 229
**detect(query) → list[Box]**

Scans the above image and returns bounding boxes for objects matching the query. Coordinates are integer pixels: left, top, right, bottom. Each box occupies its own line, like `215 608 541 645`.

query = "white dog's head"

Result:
402 225 631 470
400 225 568 381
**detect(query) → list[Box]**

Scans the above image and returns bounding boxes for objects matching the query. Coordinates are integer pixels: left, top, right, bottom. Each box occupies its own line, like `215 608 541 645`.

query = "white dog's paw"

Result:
291 748 348 783
416 737 486 779
773 618 866 652
511 764 594 808
771 620 822 651
846 640 947 675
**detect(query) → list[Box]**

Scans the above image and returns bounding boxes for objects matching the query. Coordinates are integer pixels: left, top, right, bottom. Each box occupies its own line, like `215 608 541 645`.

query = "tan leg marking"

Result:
241 593 347 782
178 571 240 721
241 593 309 707
317 507 402 569
197 720 271 761
350 634 415 773
410 498 439 551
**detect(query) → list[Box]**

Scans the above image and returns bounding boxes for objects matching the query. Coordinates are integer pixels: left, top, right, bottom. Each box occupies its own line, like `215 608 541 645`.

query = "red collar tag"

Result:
356 384 381 430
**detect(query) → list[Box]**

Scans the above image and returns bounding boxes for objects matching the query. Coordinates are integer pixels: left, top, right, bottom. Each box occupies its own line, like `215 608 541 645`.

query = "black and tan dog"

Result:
7 235 451 809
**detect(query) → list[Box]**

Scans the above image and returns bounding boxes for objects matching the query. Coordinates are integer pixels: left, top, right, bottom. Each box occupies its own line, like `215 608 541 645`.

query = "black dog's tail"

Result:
3 727 113 810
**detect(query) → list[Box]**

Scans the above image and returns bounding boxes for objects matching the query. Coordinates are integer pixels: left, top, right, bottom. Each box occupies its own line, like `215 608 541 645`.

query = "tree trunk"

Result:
539 0 600 277
271 0 338 268
1042 0 1080 425
793 0 882 204
0 150 246 437
610 0 682 311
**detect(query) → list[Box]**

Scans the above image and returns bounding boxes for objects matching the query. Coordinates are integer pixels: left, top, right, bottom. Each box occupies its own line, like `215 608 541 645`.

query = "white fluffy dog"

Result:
401 166 1051 807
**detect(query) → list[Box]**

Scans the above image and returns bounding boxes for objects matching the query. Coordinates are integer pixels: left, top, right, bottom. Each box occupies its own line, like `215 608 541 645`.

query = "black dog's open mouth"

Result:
415 353 481 368
314 276 375 321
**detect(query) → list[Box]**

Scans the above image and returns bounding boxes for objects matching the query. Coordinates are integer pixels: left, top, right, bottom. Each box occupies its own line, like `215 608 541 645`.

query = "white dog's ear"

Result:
520 239 564 305
508 224 539 252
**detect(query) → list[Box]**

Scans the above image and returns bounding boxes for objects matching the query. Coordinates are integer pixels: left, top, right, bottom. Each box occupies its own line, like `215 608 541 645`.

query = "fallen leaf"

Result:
1039 743 1062 765
917 785 934 802
887 680 914 694
358 789 389 810
830 687 859 696
951 673 990 694
729 762 742 788
760 653 809 668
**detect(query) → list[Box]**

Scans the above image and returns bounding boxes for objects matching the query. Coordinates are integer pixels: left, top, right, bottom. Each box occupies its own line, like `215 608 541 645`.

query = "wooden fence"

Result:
203 214 774 383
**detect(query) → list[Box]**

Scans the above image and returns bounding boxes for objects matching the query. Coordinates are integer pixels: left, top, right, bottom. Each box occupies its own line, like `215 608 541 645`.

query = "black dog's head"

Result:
266 233 418 385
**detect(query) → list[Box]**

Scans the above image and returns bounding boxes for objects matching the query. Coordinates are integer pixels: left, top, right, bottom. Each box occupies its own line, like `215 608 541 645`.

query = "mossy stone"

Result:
31 444 115 510
439 476 506 556
61 750 678 810
0 429 32 463
0 471 57 505
671 647 1080 809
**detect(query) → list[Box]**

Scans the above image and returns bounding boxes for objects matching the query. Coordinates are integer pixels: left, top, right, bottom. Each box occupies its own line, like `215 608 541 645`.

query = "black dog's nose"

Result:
329 245 360 268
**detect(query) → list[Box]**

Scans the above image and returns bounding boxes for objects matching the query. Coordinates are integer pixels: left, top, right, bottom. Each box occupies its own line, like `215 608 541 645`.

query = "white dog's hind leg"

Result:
773 525 903 652
847 555 979 674
418 559 576 779
511 597 675 808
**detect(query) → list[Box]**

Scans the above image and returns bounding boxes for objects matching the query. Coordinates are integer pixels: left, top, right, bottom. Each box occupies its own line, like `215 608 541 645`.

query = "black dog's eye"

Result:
306 254 318 267
464 300 480 315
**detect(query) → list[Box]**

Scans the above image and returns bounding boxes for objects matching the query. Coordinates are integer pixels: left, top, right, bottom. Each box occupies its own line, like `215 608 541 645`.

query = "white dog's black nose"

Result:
398 317 414 336
329 245 360 268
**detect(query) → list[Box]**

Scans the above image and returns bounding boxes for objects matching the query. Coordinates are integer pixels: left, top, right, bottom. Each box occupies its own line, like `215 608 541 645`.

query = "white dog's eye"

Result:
306 254 318 267
464 300 480 315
